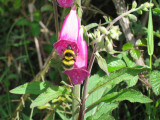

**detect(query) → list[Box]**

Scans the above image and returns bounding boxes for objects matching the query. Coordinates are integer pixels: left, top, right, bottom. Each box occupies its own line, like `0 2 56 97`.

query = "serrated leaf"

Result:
107 55 126 72
149 71 160 95
130 49 140 60
89 66 150 95
147 7 154 55
85 71 107 119
126 75 138 87
122 43 134 51
87 102 118 120
30 86 69 108
122 52 136 67
88 89 152 110
136 39 147 47
10 81 52 94
85 23 98 31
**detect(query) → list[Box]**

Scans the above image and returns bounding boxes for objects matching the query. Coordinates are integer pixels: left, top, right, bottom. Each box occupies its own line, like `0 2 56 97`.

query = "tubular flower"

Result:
64 28 90 85
57 0 74 7
54 6 79 55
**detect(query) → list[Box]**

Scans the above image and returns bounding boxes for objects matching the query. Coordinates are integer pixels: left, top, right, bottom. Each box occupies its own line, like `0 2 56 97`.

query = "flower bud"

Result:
57 0 74 7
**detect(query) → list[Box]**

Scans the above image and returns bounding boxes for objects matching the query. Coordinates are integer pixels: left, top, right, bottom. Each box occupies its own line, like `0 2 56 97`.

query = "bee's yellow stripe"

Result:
64 49 75 55
65 56 73 60
62 59 74 66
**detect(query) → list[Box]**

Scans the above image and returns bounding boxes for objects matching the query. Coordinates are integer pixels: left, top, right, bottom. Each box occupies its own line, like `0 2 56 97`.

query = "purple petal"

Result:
75 28 88 69
54 6 79 55
64 68 90 85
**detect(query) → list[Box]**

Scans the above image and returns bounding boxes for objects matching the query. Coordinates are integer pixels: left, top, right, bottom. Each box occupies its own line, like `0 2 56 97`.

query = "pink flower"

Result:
57 0 74 7
54 6 79 55
64 28 90 85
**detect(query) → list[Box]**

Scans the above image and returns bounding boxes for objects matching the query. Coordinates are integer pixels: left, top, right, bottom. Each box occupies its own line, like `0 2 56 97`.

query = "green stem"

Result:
72 1 81 120
72 85 80 120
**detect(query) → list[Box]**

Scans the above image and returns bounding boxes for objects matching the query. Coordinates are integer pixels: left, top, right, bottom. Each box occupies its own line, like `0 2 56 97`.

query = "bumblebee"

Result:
62 45 76 70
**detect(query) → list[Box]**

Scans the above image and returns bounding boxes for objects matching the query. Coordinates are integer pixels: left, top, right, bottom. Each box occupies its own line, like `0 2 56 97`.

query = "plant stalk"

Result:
72 0 81 120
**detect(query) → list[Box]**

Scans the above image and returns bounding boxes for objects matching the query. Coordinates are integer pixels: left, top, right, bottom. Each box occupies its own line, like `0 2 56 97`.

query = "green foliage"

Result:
122 43 134 51
30 86 70 108
10 81 52 95
89 89 152 108
147 7 154 56
149 71 160 95
130 49 140 60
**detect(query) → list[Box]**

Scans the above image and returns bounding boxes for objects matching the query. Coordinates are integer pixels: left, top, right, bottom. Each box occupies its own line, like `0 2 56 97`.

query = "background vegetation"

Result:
0 0 160 120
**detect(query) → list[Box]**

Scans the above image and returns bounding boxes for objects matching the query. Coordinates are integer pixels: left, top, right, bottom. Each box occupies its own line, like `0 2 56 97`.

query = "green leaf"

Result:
147 7 154 55
130 49 140 60
87 114 115 120
122 43 134 51
107 55 126 72
30 86 69 108
126 75 138 87
153 8 160 16
95 52 109 75
13 0 21 9
136 39 147 47
33 11 41 22
10 81 52 94
85 71 107 119
88 89 152 110
88 66 150 95
87 103 118 120
132 1 137 9
30 22 41 36
85 23 98 31
122 52 136 67
15 17 30 26
41 4 53 12
149 71 160 95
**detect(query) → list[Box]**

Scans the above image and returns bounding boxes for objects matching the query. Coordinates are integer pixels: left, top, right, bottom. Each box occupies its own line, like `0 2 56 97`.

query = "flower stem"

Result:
72 85 80 120
72 0 81 120
52 0 59 38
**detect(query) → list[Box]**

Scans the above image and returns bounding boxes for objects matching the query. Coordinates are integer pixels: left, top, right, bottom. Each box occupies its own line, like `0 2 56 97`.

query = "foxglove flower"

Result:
64 28 90 84
54 6 79 55
57 0 74 7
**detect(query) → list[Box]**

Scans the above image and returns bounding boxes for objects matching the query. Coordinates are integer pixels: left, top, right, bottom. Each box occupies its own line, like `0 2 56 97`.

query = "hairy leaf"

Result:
149 71 160 95
10 81 52 94
88 89 152 109
30 86 69 108
89 66 149 95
